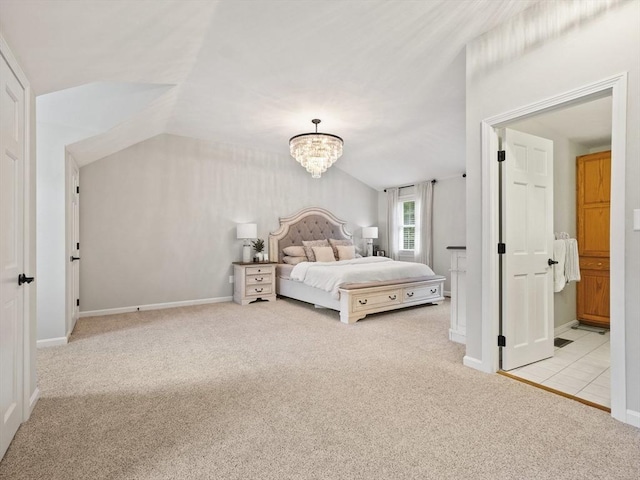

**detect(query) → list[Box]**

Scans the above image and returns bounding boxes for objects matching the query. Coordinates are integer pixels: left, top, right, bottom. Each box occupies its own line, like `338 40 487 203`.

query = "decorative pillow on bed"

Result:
282 256 307 265
328 238 354 259
302 239 330 262
282 245 306 257
312 246 337 262
336 245 356 260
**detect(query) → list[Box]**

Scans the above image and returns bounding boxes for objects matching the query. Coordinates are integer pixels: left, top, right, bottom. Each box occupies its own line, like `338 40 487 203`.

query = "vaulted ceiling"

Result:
0 0 541 190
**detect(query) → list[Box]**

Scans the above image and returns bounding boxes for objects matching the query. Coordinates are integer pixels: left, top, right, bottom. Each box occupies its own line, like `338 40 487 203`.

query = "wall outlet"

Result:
229 275 234 284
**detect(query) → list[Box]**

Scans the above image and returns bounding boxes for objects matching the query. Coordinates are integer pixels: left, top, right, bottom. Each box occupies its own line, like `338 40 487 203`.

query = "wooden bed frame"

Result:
269 207 445 324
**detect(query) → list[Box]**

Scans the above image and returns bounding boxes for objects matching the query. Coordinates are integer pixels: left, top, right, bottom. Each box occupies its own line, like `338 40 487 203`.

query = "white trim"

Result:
444 290 451 297
79 296 233 318
554 320 579 337
37 337 68 348
27 388 40 417
479 73 628 424
626 410 640 428
463 355 490 372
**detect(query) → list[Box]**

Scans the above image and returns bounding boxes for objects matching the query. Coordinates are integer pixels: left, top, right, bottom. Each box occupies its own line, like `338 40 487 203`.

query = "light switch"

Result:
634 209 640 231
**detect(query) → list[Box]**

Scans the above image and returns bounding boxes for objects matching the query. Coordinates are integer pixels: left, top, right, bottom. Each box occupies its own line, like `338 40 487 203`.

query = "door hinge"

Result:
498 243 506 254
76 299 80 307
76 186 79 194
497 150 506 162
498 335 506 347
77 242 80 249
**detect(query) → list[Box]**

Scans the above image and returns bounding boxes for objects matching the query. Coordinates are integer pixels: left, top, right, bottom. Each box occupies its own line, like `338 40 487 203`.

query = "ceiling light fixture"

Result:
289 119 343 179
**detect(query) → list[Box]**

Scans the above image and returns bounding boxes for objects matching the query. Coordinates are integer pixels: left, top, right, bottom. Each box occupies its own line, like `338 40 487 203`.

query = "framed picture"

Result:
376 250 386 257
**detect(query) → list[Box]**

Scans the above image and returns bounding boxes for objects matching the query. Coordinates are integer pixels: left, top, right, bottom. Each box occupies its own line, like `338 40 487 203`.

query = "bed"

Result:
269 207 445 324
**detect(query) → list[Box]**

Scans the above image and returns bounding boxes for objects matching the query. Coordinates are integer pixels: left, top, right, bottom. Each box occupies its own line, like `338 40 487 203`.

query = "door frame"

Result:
480 73 627 423
0 34 37 422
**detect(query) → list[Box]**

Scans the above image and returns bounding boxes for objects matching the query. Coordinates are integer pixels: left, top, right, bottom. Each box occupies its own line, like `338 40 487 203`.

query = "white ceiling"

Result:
0 0 543 190
509 96 612 148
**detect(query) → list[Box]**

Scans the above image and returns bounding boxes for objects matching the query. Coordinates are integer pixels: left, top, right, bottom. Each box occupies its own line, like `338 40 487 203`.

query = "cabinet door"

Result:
576 151 610 327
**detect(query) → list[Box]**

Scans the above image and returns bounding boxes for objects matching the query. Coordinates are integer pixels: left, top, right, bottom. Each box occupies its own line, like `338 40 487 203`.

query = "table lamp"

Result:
237 223 257 263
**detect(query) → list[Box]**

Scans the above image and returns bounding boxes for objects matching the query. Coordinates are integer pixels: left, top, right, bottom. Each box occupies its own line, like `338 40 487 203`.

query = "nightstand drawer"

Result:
246 274 272 285
246 285 273 297
246 266 272 276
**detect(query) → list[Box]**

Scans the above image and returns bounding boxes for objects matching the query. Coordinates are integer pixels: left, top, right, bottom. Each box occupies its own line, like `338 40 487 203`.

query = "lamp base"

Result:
366 240 373 257
242 244 251 263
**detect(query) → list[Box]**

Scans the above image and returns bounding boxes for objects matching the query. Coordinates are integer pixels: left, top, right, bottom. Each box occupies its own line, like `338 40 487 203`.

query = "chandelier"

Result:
289 119 343 178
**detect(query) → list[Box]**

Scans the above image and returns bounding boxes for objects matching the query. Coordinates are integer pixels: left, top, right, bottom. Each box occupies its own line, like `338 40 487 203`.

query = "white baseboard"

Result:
463 355 487 372
37 337 68 348
27 387 40 419
626 409 640 428
444 290 451 298
554 319 579 337
79 296 233 318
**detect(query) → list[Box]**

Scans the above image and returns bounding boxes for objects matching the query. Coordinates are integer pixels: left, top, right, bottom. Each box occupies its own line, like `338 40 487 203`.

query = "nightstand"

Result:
232 262 277 305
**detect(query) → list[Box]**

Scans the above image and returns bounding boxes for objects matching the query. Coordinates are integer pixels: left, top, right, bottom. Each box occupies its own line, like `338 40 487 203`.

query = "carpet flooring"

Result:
1 299 638 479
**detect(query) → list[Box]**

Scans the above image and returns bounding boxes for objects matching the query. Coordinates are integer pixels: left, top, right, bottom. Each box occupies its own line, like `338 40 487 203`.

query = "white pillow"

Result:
282 245 306 257
302 239 330 262
312 246 336 262
336 245 356 260
283 256 307 265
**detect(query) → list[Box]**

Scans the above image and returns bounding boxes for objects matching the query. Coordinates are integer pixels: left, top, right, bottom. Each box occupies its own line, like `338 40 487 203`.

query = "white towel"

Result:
553 240 567 292
565 238 581 282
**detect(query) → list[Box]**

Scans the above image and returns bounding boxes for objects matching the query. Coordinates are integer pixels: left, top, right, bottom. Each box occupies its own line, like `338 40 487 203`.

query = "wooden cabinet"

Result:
576 151 610 327
448 247 466 344
233 263 277 306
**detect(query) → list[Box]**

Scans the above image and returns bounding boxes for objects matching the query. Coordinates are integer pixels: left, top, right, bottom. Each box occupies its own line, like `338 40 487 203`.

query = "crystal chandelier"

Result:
289 119 343 178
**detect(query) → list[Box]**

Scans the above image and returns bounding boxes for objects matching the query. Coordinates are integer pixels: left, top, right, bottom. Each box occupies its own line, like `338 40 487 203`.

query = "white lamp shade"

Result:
236 223 257 239
362 227 378 239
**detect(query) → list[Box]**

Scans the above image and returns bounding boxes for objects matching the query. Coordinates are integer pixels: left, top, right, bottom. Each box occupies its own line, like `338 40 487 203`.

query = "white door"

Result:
501 128 554 371
0 55 25 458
66 156 80 335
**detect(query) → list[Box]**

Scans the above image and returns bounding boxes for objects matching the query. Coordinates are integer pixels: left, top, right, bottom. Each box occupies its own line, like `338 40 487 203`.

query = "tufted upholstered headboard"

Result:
269 207 352 263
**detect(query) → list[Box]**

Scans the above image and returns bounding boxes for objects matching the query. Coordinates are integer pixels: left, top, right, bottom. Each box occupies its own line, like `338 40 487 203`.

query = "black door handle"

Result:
70 256 81 262
18 274 34 285
548 259 559 266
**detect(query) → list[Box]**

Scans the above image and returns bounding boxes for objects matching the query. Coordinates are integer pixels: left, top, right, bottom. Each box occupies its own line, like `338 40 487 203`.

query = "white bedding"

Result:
290 257 436 299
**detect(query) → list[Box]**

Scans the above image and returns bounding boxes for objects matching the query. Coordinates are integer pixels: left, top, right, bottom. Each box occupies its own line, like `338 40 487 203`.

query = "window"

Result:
400 200 416 250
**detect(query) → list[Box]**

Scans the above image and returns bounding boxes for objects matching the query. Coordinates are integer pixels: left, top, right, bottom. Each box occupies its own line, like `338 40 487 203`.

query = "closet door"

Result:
576 151 610 327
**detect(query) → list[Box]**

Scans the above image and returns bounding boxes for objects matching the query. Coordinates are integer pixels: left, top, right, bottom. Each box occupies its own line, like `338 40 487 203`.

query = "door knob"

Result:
548 259 559 266
70 256 81 262
18 273 34 285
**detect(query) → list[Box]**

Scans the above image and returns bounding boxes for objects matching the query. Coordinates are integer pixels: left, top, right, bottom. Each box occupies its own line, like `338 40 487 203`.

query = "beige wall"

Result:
432 176 466 293
80 134 378 312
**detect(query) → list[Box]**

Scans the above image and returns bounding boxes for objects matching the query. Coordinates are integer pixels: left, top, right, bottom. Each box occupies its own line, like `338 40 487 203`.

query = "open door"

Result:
66 155 80 336
500 128 554 370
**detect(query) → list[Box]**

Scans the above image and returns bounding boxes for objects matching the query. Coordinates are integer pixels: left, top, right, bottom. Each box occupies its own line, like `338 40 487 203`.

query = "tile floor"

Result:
508 327 610 408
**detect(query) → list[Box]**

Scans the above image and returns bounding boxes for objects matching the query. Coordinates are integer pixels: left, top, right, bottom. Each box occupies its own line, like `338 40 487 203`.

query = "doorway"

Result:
499 97 612 408
480 73 628 423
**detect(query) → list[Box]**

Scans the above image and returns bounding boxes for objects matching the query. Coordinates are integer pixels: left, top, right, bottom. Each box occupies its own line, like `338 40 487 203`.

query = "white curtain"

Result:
386 187 399 260
415 181 434 265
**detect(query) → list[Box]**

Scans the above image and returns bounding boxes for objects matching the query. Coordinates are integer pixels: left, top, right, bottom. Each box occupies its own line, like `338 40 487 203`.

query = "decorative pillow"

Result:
283 256 307 265
282 245 306 257
328 238 353 259
312 246 337 263
302 239 330 262
336 245 356 261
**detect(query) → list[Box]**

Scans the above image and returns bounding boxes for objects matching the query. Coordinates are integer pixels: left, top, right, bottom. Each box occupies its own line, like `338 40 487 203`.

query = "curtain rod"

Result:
383 173 466 193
